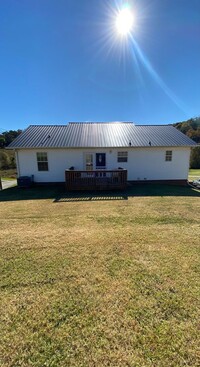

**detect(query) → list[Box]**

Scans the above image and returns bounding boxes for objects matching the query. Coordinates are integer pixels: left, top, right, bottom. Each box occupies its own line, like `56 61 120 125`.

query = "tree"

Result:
173 116 200 143
0 136 6 148
190 146 200 169
2 129 22 146
0 151 11 169
180 122 191 134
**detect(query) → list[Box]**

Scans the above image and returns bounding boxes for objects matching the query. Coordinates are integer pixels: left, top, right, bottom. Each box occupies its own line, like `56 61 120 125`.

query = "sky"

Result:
0 0 199 131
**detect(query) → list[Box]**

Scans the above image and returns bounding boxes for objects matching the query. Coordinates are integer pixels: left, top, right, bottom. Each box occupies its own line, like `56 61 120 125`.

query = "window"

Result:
165 150 172 162
37 152 48 171
118 151 128 162
85 153 93 171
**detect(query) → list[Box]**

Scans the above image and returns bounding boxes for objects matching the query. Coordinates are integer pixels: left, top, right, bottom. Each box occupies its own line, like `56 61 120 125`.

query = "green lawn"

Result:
188 169 200 181
0 185 200 367
0 168 17 179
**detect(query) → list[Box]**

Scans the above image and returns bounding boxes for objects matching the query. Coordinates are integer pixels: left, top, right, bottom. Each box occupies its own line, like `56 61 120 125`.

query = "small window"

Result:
37 152 48 171
118 151 128 163
165 150 172 162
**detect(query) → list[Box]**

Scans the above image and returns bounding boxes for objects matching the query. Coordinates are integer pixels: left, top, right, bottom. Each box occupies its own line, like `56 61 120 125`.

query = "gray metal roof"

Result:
7 122 197 149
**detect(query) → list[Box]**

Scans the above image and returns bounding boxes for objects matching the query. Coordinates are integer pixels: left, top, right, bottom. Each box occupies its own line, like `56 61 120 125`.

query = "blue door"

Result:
96 153 106 168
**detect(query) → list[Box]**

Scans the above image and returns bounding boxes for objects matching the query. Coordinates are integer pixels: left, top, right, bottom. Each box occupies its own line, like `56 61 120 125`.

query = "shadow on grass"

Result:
0 183 200 202
0 185 64 202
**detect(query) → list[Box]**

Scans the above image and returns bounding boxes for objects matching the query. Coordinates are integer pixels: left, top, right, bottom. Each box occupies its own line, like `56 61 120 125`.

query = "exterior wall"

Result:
16 149 83 182
15 146 191 183
125 147 190 181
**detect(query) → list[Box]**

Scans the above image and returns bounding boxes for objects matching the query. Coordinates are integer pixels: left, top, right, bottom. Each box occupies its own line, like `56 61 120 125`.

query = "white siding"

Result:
16 147 191 182
123 147 190 181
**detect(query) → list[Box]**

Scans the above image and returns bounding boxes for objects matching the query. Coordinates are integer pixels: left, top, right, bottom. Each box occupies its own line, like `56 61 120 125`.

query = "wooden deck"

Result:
65 169 127 191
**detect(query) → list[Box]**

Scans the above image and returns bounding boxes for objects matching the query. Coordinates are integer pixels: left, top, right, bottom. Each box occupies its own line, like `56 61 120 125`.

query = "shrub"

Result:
0 151 11 169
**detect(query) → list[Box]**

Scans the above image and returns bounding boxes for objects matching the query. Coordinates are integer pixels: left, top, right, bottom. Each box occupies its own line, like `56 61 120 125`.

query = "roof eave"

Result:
6 144 197 149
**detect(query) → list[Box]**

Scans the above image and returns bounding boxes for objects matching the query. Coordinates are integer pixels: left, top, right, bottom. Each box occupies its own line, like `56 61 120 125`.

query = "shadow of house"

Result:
0 183 200 203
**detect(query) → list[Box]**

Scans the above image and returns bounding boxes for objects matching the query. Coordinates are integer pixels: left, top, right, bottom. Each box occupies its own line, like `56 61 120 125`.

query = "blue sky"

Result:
0 0 199 131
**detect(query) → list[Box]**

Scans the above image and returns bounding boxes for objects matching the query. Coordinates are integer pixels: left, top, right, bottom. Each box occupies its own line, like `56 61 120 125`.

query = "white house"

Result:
7 122 197 187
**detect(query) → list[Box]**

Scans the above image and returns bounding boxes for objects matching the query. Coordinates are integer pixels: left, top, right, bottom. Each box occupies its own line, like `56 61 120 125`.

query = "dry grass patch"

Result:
0 187 200 366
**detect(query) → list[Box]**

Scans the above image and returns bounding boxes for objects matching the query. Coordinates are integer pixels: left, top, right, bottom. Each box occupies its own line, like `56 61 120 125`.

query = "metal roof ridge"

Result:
29 124 68 127
27 123 172 127
68 121 134 125
136 124 172 126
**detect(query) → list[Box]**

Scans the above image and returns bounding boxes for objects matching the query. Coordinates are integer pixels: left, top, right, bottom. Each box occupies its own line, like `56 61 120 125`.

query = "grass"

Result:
0 168 17 179
0 185 200 366
0 149 16 178
188 168 200 181
0 175 16 181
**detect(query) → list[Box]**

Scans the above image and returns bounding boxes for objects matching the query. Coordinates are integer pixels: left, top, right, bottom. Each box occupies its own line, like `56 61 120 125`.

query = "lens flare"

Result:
116 8 134 35
129 35 188 113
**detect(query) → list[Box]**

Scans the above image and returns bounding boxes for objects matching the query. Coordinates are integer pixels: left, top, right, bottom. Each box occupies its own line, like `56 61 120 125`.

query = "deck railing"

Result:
65 169 127 191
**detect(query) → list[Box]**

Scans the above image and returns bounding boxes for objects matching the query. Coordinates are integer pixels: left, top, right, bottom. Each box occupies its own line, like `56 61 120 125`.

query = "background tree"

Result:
0 151 11 169
2 129 22 146
190 146 200 169
173 117 200 143
173 117 200 168
0 135 6 148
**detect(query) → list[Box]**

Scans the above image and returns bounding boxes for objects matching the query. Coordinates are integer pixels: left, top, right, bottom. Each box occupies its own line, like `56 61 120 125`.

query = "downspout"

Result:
15 149 21 177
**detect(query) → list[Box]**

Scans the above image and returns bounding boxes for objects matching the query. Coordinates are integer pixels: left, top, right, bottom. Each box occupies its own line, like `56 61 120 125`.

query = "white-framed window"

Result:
37 152 48 171
117 151 128 163
165 150 172 162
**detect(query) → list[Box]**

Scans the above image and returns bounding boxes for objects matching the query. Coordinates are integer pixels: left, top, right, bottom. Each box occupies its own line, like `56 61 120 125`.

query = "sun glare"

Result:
116 7 134 35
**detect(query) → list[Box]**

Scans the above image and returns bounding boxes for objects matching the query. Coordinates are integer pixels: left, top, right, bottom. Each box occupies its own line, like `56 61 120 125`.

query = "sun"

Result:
116 7 134 35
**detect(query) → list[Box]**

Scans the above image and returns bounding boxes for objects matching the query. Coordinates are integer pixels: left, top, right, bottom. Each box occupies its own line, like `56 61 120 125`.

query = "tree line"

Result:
0 130 22 170
172 116 200 143
0 129 22 148
172 117 200 168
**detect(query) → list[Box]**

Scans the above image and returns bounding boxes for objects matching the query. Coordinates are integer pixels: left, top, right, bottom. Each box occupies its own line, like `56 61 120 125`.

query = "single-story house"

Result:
7 122 197 189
